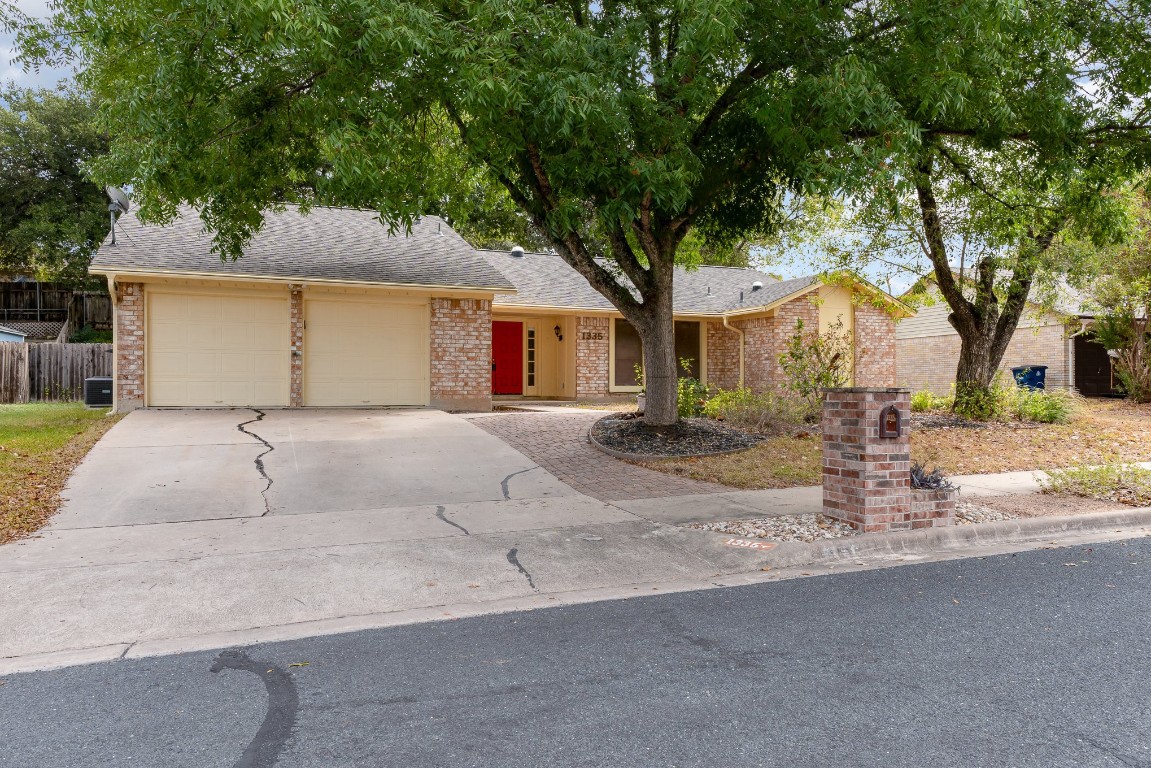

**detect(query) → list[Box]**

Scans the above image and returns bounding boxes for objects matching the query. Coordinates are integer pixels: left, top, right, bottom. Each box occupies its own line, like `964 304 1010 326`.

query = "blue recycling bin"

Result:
1011 365 1048 390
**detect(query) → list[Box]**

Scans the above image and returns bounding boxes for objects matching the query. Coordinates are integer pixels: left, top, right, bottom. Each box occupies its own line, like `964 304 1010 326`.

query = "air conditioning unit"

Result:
84 377 114 409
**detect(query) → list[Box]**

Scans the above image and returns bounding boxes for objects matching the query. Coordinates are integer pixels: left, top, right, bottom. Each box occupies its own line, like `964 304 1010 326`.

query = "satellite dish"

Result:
106 186 130 214
105 187 130 245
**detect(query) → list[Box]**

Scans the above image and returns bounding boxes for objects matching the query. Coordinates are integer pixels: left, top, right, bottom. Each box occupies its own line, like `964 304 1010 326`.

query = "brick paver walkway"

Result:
469 412 729 502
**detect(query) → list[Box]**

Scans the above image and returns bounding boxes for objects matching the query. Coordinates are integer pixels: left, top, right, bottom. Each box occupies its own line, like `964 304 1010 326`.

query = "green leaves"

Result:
0 87 110 283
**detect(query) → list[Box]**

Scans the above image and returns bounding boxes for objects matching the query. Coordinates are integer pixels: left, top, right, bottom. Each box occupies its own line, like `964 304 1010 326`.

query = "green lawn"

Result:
0 403 119 544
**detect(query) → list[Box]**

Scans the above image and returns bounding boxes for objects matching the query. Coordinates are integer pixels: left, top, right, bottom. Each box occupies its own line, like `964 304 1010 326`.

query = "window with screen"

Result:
613 319 701 387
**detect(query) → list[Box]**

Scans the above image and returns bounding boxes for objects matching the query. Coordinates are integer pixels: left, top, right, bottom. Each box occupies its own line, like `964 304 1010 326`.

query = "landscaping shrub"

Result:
677 376 708 418
953 380 1008 421
778 318 853 412
702 387 813 434
675 357 709 418
1042 463 1151 506
910 461 955 490
911 389 952 412
1008 387 1079 424
910 390 935 412
68 324 112 343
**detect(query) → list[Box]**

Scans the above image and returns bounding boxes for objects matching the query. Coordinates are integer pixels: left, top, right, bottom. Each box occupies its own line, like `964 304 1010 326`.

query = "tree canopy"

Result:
23 0 1151 420
0 86 110 284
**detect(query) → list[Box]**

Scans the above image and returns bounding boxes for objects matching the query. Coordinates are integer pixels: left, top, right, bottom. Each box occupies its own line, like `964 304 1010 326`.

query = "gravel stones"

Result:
687 514 858 543
590 415 760 457
955 500 1020 525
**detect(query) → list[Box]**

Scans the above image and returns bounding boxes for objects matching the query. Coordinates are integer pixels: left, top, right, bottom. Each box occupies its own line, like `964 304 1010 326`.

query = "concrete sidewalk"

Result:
610 467 1064 525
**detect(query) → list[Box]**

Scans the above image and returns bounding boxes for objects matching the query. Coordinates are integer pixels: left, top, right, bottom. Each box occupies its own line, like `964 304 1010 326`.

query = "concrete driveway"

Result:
0 408 783 673
52 408 576 526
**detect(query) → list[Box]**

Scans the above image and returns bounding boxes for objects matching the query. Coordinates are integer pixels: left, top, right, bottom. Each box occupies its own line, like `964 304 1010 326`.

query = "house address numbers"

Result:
578 331 606 341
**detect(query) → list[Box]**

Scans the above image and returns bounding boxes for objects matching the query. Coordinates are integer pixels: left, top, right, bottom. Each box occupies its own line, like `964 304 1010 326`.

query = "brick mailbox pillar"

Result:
822 387 913 532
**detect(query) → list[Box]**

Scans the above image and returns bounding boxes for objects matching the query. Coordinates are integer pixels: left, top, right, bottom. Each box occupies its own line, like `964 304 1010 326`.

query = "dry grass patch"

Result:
636 400 1151 490
638 434 822 489
913 400 1151 475
0 403 121 544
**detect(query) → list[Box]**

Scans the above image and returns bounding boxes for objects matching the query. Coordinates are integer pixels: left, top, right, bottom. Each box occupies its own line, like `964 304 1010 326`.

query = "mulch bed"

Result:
591 414 761 457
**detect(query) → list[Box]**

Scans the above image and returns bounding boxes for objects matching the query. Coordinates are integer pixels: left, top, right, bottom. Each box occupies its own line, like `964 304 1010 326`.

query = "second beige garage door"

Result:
304 297 429 406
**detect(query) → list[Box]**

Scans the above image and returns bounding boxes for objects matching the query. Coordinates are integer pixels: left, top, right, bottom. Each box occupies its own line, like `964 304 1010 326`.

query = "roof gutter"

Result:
722 314 745 388
87 265 516 295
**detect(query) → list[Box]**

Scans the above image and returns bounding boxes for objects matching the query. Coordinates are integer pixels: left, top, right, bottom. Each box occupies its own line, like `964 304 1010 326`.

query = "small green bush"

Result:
68 325 113 343
1008 388 1079 424
1042 463 1151 506
778 318 853 412
910 389 952 412
677 376 708 418
953 380 1007 421
702 387 813 434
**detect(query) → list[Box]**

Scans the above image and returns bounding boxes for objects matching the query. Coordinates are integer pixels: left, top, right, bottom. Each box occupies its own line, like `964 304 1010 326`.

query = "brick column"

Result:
575 316 610 398
114 282 145 412
289 286 304 407
822 387 912 532
430 297 492 411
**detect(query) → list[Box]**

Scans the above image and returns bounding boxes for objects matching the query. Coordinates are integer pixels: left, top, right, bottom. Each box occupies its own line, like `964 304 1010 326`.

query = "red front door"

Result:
491 321 524 394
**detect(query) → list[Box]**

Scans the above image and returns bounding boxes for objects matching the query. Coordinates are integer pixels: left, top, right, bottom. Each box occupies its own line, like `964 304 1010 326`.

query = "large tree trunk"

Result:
952 322 1009 419
631 296 678 426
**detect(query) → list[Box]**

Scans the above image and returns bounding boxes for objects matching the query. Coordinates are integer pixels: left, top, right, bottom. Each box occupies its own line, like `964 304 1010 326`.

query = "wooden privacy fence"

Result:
0 342 114 403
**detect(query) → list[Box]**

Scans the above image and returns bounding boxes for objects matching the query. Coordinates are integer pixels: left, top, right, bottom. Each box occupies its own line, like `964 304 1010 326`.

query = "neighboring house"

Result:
896 288 1123 397
0 324 26 342
0 320 65 342
89 206 910 413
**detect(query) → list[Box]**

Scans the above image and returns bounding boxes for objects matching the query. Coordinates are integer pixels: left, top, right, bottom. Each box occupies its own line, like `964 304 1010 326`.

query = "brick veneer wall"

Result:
114 281 145 412
737 294 819 392
430 297 492 411
853 302 897 387
706 321 740 390
576 316 611 398
897 322 1070 394
822 387 918 532
289 287 304 407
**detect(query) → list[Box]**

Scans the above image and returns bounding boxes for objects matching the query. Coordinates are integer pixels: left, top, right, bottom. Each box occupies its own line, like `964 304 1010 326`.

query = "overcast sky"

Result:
2 0 74 89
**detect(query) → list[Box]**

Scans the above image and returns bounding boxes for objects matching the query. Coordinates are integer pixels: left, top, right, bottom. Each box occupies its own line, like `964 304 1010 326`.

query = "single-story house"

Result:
896 287 1123 397
90 206 910 413
0 324 26 342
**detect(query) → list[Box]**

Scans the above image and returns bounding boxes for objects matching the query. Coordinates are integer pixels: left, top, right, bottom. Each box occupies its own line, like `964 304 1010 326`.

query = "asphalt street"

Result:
4 537 1151 767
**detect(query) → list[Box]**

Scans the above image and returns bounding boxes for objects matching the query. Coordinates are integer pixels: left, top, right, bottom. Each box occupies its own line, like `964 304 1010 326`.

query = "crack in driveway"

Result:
237 409 275 516
500 467 538 500
506 547 537 591
435 505 470 535
211 649 299 768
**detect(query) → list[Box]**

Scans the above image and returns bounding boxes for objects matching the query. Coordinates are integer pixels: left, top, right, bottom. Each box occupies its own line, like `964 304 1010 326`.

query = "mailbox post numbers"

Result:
822 387 913 533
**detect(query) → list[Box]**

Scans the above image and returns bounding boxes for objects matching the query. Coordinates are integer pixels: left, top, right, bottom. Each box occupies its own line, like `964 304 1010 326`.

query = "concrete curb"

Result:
4 506 1149 677
586 419 757 461
746 506 1151 570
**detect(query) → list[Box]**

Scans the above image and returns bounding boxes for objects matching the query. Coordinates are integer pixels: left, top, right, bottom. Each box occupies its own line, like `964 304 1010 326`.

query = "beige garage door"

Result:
147 290 290 407
304 297 428 406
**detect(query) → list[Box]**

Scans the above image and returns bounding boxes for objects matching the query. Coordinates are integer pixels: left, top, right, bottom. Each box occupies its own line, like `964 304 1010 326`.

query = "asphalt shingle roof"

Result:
478 248 819 315
91 206 515 291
